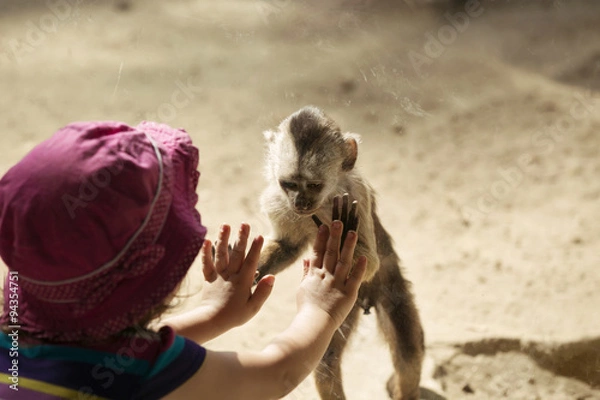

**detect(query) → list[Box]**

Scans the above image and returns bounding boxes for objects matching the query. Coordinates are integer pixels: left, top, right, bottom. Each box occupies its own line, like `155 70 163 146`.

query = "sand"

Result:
1 0 599 398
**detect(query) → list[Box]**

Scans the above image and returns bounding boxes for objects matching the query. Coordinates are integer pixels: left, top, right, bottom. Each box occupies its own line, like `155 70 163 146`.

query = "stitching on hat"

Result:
20 132 166 287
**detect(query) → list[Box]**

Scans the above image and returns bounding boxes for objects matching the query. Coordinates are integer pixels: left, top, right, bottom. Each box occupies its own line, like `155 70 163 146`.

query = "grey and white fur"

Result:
257 106 424 400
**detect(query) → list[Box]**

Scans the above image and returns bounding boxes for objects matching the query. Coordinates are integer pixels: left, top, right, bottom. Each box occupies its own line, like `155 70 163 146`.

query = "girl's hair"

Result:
0 296 177 344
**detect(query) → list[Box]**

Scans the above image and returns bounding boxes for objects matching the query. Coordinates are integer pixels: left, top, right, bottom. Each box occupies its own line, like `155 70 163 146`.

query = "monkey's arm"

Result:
352 237 379 282
257 235 310 279
257 187 314 279
354 192 381 282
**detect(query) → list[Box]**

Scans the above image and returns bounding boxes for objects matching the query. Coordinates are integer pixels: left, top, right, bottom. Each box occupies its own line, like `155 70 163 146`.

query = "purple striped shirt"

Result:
0 326 206 399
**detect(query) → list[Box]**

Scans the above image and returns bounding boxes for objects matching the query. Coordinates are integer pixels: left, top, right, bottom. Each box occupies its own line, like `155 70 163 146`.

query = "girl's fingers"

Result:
239 235 264 283
229 223 250 274
334 230 358 281
311 223 330 269
323 220 343 274
215 224 231 274
201 240 218 282
301 258 310 280
248 275 275 313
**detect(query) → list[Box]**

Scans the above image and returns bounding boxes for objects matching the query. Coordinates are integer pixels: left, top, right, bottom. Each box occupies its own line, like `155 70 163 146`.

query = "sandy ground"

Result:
1 0 599 398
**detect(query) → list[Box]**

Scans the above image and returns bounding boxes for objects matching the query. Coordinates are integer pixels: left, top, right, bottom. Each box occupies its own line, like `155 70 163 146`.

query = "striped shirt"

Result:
0 326 206 399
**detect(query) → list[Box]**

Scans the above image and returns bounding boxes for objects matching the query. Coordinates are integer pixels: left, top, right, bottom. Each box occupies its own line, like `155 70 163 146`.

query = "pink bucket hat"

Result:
0 121 206 342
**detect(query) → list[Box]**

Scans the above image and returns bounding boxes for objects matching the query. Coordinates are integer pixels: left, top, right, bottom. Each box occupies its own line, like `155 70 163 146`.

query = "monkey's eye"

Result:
307 183 324 191
279 180 298 191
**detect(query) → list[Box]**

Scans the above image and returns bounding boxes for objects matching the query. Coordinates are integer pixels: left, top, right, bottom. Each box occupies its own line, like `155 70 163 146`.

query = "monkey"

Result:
256 106 425 400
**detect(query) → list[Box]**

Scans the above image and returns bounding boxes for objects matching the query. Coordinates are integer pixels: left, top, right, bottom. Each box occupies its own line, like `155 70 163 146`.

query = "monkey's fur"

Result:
257 106 424 400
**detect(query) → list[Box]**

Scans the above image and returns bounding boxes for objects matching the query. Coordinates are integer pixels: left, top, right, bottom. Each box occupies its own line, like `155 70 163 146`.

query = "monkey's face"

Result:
277 177 329 215
264 106 359 216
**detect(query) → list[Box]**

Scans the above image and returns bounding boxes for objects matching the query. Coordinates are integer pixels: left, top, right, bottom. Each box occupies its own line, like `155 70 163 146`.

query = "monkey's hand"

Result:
312 193 359 251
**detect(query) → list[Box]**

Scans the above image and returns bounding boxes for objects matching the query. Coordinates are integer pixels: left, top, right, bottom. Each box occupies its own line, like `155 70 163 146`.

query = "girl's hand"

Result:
198 223 275 331
296 219 367 326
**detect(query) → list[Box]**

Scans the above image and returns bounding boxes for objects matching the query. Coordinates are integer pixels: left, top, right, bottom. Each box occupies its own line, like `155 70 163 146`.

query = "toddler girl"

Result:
0 121 366 399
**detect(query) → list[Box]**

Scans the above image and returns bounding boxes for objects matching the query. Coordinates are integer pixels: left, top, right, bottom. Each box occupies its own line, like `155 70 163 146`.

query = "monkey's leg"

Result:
314 303 361 400
374 261 424 400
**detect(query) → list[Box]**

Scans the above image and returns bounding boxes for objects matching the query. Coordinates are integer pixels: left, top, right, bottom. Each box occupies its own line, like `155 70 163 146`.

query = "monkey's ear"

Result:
342 133 361 171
